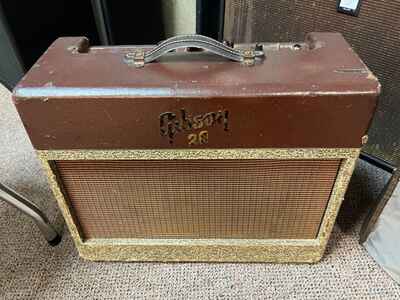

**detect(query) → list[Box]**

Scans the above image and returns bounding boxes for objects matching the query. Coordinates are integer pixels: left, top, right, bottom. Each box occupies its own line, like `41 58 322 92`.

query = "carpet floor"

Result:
1 84 400 299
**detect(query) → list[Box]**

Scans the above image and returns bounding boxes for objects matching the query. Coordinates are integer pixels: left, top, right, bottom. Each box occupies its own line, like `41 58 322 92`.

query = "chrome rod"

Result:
0 182 61 245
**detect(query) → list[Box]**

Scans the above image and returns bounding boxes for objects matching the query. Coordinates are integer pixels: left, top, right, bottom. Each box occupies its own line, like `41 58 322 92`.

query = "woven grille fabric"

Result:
56 159 340 240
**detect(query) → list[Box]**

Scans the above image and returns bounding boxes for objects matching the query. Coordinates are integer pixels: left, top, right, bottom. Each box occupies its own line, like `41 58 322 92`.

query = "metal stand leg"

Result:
0 182 61 246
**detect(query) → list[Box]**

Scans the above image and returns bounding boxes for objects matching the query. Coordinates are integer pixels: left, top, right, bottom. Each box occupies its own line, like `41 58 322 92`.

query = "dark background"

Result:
0 0 223 73
0 1 167 70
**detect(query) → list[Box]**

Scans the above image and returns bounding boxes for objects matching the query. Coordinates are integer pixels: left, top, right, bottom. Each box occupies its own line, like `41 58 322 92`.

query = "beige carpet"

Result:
1 84 400 299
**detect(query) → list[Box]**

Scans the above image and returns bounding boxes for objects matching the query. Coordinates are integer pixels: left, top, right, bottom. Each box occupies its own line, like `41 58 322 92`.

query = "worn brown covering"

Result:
224 0 399 164
13 32 378 150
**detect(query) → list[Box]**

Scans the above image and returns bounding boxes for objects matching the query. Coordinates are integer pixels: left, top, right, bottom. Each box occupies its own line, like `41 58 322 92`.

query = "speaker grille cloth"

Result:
55 159 340 240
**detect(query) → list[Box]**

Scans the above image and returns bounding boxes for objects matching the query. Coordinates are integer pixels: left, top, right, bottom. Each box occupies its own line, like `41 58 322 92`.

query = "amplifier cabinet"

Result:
13 33 379 262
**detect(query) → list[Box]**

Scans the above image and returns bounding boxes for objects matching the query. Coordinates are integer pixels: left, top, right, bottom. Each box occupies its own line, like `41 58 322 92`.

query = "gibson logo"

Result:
160 108 229 144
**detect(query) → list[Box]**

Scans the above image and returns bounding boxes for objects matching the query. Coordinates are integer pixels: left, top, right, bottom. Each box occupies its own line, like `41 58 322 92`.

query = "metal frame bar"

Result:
0 2 24 89
359 151 398 243
359 151 396 174
0 182 61 246
91 0 114 45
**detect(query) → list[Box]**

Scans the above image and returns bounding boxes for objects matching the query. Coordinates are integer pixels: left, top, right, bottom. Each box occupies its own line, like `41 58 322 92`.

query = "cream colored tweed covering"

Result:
1 84 400 299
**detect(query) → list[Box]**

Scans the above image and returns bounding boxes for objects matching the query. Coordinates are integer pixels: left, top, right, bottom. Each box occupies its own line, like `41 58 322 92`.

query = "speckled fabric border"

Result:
38 148 359 160
37 148 359 263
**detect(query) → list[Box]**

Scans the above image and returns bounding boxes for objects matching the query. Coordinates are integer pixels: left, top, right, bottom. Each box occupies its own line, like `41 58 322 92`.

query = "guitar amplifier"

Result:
13 33 378 262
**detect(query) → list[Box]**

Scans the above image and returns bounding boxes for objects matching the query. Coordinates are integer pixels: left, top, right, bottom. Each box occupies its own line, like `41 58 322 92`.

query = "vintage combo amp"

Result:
13 33 378 262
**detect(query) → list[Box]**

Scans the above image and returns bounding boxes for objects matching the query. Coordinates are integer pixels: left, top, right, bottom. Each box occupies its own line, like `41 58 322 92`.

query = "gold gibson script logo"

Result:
159 108 229 145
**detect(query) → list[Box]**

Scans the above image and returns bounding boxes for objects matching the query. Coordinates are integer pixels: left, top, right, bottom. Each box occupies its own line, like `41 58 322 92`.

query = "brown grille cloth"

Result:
55 159 340 240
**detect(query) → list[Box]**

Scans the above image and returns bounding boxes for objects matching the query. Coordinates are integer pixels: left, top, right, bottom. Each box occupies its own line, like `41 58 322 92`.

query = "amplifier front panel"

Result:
54 159 341 241
38 148 358 262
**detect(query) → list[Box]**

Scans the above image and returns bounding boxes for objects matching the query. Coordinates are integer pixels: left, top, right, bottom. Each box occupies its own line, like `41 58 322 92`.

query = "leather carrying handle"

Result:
124 34 264 68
